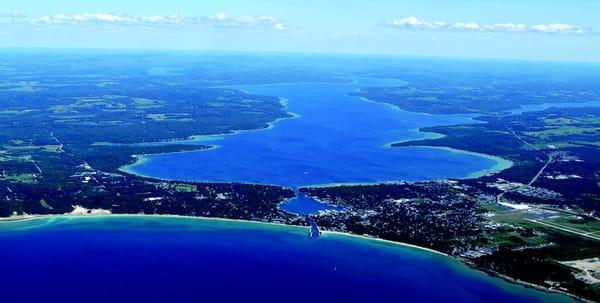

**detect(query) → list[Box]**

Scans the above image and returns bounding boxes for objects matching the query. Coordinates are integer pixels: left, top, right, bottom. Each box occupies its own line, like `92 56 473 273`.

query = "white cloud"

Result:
205 13 289 30
213 12 228 21
5 12 290 31
385 16 591 35
452 22 481 31
482 23 527 32
388 16 447 30
531 23 587 34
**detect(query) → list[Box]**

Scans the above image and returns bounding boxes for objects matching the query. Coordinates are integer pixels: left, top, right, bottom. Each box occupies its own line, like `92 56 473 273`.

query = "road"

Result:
528 153 554 186
31 160 43 174
496 125 553 202
506 125 539 151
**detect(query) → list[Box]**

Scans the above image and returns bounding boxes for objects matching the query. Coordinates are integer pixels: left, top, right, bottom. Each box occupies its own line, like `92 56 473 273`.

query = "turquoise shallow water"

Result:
123 78 511 188
0 216 574 303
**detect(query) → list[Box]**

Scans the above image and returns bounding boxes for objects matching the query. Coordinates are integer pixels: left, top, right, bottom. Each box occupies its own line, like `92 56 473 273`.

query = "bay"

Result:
0 216 574 303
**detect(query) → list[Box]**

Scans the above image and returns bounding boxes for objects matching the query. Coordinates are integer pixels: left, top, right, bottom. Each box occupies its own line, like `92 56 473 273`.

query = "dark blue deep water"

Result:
123 78 511 188
0 217 573 303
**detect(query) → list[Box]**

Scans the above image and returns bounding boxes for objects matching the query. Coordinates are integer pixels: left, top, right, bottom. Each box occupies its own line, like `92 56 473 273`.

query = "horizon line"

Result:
0 46 598 65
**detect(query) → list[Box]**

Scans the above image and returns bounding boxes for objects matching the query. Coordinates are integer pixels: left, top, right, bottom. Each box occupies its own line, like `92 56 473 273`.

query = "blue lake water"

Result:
124 78 511 188
281 192 345 215
0 216 574 303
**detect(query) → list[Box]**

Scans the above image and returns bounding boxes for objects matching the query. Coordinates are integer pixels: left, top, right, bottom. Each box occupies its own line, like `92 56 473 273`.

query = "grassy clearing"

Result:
3 144 62 153
0 81 38 92
158 183 198 193
51 98 126 112
0 155 32 162
147 113 193 122
488 209 535 226
0 109 36 115
526 126 600 139
487 230 549 247
0 173 38 184
133 98 165 109
544 117 600 126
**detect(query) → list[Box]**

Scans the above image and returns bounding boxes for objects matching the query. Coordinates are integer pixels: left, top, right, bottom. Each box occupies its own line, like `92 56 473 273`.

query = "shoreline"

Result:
0 213 448 257
355 91 516 179
416 145 514 179
5 79 580 299
120 80 513 189
120 97 300 176
0 212 583 302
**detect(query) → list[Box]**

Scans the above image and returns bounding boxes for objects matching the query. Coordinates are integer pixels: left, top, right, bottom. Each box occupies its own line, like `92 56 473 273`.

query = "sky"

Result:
1 0 599 62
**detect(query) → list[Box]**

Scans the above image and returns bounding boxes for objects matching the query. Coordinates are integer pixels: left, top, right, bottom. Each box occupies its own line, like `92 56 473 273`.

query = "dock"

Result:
306 216 321 238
